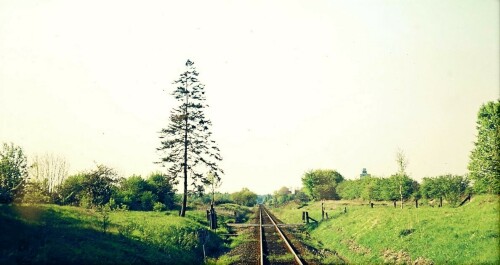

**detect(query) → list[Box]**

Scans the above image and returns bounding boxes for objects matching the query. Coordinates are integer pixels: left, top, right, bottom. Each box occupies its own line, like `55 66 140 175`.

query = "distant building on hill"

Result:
360 168 370 178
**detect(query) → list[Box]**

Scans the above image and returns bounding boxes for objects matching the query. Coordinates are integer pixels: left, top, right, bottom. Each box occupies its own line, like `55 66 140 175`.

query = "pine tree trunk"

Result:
180 140 187 217
180 86 189 217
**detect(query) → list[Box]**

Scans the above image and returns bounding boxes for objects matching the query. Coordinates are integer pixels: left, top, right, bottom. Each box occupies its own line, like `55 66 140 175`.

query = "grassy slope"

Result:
0 204 231 265
272 195 499 264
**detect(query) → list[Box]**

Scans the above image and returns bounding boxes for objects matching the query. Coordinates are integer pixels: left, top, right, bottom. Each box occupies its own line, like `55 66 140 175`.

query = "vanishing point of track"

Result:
259 205 304 265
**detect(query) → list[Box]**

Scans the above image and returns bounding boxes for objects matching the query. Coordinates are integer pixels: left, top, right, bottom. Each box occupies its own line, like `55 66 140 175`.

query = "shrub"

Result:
153 202 166 212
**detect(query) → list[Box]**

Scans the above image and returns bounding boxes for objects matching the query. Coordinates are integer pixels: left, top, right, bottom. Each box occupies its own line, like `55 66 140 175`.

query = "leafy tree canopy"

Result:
468 100 500 194
231 188 257 207
0 143 28 203
302 169 344 200
421 174 470 206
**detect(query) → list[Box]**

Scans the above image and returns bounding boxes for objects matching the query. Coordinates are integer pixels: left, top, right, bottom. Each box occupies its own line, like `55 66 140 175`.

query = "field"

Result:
0 203 251 265
271 195 500 264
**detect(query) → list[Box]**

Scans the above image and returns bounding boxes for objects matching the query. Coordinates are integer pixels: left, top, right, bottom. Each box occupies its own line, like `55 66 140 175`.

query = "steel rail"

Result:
259 206 264 265
259 205 304 265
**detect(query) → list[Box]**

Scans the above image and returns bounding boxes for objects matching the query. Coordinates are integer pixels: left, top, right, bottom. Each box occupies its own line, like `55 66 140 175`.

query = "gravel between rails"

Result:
224 206 343 265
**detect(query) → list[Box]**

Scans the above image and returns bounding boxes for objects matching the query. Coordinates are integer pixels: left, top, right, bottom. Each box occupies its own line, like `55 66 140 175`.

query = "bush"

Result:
153 202 166 212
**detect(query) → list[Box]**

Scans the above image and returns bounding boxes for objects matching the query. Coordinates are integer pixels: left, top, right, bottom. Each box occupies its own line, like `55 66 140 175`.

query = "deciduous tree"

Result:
273 186 292 205
0 143 28 203
57 173 86 205
302 169 344 200
231 188 257 207
78 165 118 208
147 172 176 210
468 100 500 194
29 153 68 194
395 149 409 208
421 175 469 207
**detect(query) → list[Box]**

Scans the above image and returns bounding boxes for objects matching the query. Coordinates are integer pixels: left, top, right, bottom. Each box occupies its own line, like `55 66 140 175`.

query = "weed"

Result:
267 253 294 262
399 228 415 237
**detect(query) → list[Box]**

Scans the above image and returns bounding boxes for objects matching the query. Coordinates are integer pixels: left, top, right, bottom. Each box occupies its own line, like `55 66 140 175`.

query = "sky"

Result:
0 0 498 194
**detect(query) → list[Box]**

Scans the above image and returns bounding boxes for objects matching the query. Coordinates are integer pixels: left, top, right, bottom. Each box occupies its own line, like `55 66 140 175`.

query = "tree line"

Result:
264 171 471 208
264 100 499 207
0 148 177 211
0 141 260 210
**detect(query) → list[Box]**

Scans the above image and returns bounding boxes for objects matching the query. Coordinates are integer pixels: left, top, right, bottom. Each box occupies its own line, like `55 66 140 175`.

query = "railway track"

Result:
259 205 304 265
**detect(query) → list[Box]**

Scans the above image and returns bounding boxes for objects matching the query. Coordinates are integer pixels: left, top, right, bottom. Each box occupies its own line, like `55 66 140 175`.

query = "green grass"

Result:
0 204 232 264
271 195 500 264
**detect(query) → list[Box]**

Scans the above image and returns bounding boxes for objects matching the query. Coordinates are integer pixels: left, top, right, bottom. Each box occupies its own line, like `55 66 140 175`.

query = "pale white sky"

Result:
0 1 498 194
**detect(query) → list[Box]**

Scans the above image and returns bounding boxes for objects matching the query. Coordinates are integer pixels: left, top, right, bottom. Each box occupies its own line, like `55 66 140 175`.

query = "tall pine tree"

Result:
158 60 223 216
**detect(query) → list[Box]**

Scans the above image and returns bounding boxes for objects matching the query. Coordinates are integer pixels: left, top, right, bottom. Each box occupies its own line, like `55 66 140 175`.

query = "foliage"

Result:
96 203 112 232
266 187 310 206
0 143 28 203
383 174 417 202
21 179 51 204
188 191 234 206
302 169 344 200
205 171 222 204
153 201 166 212
157 59 223 217
99 172 177 211
213 192 233 204
273 186 292 205
81 165 118 207
57 173 86 205
360 176 382 201
468 100 500 194
337 175 418 202
337 179 362 200
55 165 118 208
421 174 470 207
230 188 258 207
394 149 410 208
294 189 310 203
29 153 68 194
146 172 176 209
115 175 153 210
